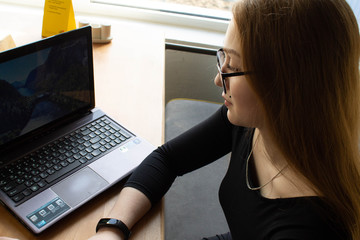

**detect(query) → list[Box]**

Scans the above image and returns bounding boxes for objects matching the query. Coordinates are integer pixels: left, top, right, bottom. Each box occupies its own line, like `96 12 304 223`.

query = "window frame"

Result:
0 0 230 32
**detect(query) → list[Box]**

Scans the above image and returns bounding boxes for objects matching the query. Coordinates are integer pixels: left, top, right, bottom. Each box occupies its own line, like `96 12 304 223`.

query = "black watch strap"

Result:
96 218 131 240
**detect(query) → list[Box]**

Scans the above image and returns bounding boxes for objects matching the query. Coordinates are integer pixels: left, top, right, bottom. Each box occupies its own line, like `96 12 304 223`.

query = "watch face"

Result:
107 219 118 224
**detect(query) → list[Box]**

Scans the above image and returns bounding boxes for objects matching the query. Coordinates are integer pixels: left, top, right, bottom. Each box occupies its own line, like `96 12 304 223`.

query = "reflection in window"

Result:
152 0 233 11
92 0 358 27
92 0 234 21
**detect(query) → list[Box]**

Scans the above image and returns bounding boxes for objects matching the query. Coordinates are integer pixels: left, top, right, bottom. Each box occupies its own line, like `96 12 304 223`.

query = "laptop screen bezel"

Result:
0 26 95 154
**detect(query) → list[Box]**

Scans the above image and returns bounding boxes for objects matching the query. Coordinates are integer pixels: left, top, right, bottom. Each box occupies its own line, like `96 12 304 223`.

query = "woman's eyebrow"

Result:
223 47 241 58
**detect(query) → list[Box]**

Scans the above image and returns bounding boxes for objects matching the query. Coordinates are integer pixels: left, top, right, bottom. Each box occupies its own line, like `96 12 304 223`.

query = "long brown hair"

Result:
233 0 360 238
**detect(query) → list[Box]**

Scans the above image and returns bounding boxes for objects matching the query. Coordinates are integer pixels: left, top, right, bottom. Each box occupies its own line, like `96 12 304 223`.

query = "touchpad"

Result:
51 167 109 207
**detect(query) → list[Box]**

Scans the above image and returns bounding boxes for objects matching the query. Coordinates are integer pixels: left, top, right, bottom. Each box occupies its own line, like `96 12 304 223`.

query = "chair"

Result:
164 98 230 240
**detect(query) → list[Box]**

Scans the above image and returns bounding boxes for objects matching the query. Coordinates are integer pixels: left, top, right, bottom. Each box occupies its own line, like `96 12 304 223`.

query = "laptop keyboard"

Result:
0 116 132 204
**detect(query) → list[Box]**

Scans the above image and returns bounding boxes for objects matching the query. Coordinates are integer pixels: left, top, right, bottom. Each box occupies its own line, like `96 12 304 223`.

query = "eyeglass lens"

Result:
217 50 225 69
217 49 227 94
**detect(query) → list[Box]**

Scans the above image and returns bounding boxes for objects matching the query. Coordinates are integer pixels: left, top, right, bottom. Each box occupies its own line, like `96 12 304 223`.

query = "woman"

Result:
90 0 360 239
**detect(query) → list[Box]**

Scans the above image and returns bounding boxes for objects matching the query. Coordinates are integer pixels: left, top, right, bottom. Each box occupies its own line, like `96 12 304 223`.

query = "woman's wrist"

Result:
96 227 125 240
96 218 131 240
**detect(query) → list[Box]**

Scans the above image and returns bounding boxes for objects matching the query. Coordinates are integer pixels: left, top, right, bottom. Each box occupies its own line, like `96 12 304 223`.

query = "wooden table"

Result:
0 4 165 240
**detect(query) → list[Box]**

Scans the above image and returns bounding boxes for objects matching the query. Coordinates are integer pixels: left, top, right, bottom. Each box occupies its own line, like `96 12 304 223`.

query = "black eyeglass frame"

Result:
216 48 247 94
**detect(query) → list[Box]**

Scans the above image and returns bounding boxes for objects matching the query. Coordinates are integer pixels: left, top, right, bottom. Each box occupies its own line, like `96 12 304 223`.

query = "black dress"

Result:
125 105 348 239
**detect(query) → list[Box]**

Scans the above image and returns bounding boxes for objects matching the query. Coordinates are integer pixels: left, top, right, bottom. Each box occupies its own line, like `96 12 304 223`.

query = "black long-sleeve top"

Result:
124 105 348 239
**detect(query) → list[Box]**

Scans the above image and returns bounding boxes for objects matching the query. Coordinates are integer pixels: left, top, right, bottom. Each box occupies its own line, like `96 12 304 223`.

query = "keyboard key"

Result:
8 184 26 197
2 182 17 192
110 123 120 131
45 162 53 168
45 161 81 183
90 136 101 144
54 165 62 171
12 193 24 202
30 185 39 192
80 150 88 156
89 132 96 138
85 147 93 153
23 189 32 196
67 158 75 164
25 181 34 187
33 177 41 183
120 130 131 138
92 143 101 149
0 180 8 187
81 129 91 136
60 161 68 167
16 178 25 184
40 172 48 179
91 149 101 157
38 166 47 172
38 181 46 188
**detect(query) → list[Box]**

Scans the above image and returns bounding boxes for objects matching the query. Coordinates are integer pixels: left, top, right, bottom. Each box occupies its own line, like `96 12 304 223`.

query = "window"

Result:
347 0 360 24
2 0 357 34
92 0 233 21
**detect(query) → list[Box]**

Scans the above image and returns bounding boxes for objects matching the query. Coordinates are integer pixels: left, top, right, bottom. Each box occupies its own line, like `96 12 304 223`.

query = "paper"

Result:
42 0 76 38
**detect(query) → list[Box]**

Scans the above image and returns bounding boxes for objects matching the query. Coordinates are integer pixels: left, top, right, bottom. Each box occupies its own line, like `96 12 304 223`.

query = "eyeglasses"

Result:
216 48 247 94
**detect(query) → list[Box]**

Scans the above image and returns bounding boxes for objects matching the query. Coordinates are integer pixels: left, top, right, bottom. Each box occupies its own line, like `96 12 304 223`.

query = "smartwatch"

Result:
96 218 131 240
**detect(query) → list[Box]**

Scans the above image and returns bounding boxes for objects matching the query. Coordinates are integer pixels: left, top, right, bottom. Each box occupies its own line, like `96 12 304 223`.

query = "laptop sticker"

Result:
26 197 70 229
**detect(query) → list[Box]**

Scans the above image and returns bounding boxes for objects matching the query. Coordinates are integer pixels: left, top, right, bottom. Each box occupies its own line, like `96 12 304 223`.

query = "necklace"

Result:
245 135 288 191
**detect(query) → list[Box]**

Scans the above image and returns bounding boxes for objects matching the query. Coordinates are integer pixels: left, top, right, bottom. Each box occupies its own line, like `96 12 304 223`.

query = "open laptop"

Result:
0 26 155 234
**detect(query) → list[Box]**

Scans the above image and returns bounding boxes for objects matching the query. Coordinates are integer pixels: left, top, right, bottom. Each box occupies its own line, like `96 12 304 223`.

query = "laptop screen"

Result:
0 27 94 148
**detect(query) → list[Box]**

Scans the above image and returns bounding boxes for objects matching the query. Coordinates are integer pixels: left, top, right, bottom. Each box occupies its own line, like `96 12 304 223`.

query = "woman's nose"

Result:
214 72 222 88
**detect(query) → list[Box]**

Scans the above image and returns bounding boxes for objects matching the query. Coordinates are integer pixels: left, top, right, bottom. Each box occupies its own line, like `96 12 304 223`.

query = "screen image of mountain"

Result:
0 37 91 145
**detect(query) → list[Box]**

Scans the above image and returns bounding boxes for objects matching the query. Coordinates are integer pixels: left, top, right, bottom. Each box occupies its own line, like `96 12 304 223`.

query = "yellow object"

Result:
0 34 16 52
42 0 76 38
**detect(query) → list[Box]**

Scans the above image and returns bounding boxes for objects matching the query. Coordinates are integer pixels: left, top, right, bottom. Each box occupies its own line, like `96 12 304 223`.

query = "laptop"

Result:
0 26 155 234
